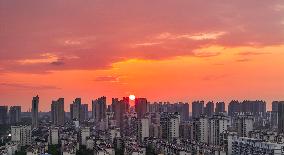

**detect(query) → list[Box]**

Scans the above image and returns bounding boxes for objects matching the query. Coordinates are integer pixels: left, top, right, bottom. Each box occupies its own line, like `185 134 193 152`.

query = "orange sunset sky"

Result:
1 0 284 111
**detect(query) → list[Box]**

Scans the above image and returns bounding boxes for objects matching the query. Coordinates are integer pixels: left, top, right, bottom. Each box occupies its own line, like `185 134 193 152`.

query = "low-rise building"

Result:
228 135 284 155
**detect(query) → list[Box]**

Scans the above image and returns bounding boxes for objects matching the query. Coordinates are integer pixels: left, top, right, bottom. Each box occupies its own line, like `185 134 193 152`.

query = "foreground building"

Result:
11 125 31 146
160 113 180 141
228 135 284 155
138 118 150 142
49 127 59 145
236 114 253 137
209 114 229 145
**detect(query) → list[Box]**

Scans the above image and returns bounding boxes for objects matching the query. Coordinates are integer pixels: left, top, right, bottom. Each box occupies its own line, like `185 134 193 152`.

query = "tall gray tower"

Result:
32 95 39 128
51 98 65 125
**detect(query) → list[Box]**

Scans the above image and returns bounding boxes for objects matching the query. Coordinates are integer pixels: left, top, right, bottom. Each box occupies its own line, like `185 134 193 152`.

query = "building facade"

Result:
51 98 65 126
192 101 204 118
92 96 107 122
9 106 21 125
70 98 81 121
32 95 39 128
0 106 8 125
11 125 31 146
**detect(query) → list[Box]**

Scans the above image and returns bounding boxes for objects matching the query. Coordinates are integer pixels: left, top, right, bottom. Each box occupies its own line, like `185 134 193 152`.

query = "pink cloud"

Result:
0 0 283 73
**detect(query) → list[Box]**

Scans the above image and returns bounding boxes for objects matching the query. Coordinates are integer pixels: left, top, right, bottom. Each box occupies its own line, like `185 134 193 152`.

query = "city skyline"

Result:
1 0 284 111
2 1 284 155
1 94 283 112
1 95 280 113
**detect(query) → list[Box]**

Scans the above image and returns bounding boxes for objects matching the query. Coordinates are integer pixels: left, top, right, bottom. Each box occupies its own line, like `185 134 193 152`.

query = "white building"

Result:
209 115 229 145
86 138 94 150
199 116 209 143
170 117 179 139
138 118 149 142
110 128 121 143
73 120 80 128
49 128 59 145
81 127 90 145
236 115 253 137
11 125 31 146
179 151 191 155
228 134 284 155
94 148 115 155
0 142 18 155
160 113 180 141
62 143 77 155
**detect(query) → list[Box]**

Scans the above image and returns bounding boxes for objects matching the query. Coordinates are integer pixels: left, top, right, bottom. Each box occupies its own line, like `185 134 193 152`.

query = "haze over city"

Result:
1 0 284 111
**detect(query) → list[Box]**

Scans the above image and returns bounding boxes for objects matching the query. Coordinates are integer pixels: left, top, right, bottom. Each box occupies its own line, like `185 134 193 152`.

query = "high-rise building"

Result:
191 118 199 142
177 102 189 121
179 123 191 139
272 101 280 112
80 104 88 122
112 97 129 128
149 102 189 122
49 127 59 145
0 106 8 125
150 123 162 138
228 100 266 117
241 100 266 116
228 135 284 155
51 98 65 126
11 125 31 146
32 95 39 128
81 127 90 145
9 106 21 125
192 101 204 118
138 118 150 143
199 116 209 144
228 100 241 117
191 115 209 144
278 102 284 133
135 98 148 119
272 101 283 128
160 113 180 141
236 115 253 137
149 102 163 113
70 98 81 121
215 102 225 114
209 114 229 145
205 101 214 117
123 112 138 138
92 96 107 122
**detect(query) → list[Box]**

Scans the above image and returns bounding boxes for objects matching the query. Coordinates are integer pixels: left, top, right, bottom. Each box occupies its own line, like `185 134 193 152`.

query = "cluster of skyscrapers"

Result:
2 96 284 155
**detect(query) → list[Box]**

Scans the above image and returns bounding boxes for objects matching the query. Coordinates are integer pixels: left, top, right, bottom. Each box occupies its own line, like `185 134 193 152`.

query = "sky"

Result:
1 0 284 112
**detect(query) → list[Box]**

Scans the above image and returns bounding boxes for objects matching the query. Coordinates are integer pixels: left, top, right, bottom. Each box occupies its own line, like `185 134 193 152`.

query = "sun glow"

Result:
129 94 135 101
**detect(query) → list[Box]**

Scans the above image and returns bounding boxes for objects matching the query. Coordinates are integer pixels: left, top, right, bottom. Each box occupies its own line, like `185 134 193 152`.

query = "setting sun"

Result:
129 95 136 101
